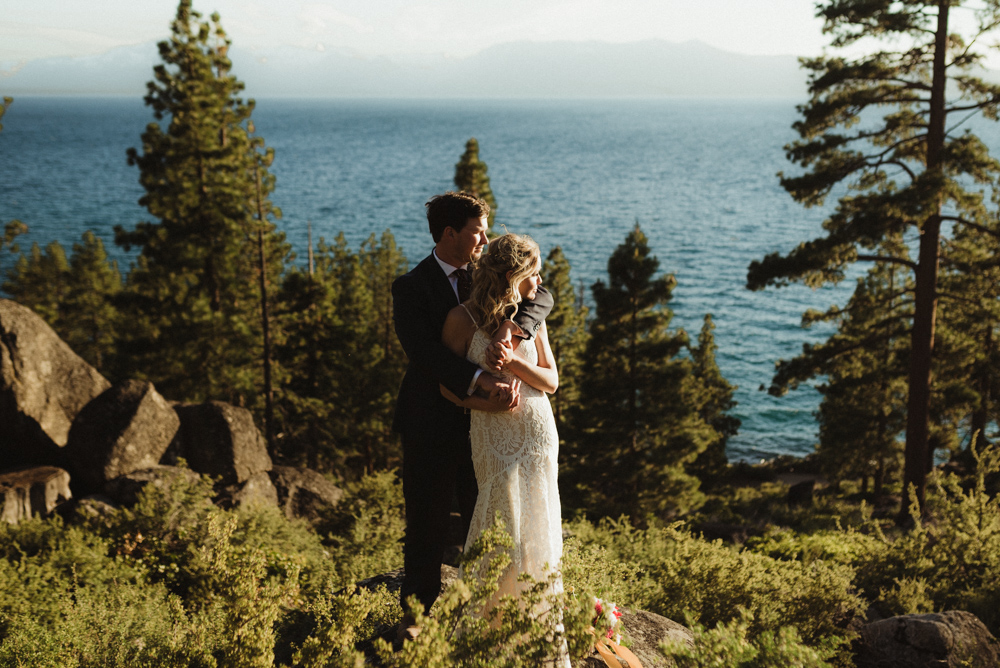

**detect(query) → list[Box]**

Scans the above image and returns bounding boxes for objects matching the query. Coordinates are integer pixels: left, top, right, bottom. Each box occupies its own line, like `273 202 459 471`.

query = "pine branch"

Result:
885 160 918 180
943 216 1000 240
856 254 917 269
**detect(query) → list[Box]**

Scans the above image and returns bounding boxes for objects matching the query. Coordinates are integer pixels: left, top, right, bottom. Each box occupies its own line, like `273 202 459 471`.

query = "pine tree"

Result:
3 232 121 373
1 221 28 287
687 315 741 485
746 0 1000 515
3 241 71 325
275 232 408 476
454 138 498 230
934 207 1000 459
770 254 913 494
358 230 409 470
540 246 588 433
115 0 288 405
63 232 122 372
567 224 720 520
274 244 342 470
0 98 28 282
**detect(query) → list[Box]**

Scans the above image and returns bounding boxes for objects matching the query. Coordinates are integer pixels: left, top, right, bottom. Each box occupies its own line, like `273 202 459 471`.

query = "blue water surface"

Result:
0 96 862 461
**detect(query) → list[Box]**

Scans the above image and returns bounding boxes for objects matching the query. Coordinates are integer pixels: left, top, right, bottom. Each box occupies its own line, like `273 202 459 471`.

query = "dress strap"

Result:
459 303 478 327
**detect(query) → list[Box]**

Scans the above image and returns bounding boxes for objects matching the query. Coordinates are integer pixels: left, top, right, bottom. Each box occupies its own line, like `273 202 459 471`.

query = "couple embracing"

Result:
391 191 566 645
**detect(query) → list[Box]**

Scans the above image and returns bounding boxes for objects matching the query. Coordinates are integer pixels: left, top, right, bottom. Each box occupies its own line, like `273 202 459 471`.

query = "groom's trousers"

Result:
399 420 478 616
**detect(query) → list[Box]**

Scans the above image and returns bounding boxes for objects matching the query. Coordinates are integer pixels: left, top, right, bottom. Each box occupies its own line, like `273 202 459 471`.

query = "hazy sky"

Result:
1 0 829 66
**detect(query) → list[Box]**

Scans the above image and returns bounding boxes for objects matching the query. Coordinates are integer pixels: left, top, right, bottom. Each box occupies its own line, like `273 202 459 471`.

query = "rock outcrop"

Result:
0 466 72 524
855 610 1000 668
64 380 180 494
169 401 272 485
269 465 343 521
0 299 110 468
217 471 279 509
103 465 202 507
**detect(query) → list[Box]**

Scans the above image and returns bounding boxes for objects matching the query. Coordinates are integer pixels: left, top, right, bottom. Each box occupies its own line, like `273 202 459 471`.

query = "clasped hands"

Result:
476 336 520 411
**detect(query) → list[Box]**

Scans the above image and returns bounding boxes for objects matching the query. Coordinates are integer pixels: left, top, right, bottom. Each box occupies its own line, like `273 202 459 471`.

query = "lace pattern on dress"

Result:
463 329 565 598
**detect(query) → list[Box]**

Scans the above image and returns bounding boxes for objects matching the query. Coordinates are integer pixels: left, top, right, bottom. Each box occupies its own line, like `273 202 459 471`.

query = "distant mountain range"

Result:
1 39 809 98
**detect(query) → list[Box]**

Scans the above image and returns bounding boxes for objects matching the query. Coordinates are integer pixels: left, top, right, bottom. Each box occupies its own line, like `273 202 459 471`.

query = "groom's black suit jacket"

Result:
391 251 552 439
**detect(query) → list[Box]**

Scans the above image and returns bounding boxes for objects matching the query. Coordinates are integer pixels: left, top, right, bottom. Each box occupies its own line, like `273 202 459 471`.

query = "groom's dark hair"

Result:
426 191 490 243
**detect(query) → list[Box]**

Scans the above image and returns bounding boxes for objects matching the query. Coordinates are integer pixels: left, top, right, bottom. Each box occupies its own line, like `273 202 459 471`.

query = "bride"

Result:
439 233 567 628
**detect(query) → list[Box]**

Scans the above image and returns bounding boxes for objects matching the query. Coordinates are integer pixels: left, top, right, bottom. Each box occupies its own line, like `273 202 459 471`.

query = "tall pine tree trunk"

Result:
253 162 275 457
900 1 949 521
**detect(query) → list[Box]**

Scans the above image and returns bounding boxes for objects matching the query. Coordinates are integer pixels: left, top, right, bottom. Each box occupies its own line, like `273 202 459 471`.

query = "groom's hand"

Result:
477 373 520 411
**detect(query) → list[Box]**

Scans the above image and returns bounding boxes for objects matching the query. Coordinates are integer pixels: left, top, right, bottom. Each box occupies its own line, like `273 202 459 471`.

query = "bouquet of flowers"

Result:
590 598 642 668
593 598 623 644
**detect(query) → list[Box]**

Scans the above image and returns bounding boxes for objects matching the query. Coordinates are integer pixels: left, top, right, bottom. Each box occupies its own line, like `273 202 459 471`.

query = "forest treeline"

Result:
0 4 738 522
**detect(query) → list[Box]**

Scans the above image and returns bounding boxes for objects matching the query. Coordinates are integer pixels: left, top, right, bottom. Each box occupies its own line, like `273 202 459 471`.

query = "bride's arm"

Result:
440 306 520 412
501 321 558 394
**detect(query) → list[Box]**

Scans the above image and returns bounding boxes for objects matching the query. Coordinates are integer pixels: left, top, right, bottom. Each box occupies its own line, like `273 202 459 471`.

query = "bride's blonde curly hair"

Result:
468 233 541 337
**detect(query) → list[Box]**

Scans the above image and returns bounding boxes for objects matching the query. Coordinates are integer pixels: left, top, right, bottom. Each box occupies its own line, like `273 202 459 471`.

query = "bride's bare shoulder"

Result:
443 304 478 340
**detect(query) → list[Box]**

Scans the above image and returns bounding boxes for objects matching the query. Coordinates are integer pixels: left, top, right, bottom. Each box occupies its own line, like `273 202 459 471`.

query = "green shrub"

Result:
857 445 1000 631
663 609 838 668
0 578 216 668
744 524 886 568
563 516 861 652
319 469 405 587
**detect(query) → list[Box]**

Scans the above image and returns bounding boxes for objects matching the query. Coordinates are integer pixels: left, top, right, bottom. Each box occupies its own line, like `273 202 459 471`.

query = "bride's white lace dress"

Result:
464 326 567 609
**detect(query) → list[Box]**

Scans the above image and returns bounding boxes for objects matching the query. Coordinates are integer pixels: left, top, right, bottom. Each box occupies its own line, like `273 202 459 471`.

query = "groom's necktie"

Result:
453 267 472 303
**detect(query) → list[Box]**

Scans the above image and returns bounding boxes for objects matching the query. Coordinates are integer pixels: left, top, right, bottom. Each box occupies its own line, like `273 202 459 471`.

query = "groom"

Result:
392 191 552 624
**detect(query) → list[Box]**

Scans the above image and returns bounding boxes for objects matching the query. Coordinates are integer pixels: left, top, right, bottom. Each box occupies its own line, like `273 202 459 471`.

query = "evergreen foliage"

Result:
667 610 839 668
769 256 912 492
275 232 406 475
0 220 27 280
856 444 1000 631
0 98 28 282
746 0 1000 515
567 224 730 520
935 208 1000 458
688 315 741 484
453 138 498 230
2 232 121 372
539 246 588 433
115 0 289 406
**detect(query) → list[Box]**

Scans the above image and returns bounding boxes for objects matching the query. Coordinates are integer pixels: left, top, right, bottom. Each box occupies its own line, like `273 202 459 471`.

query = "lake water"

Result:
0 96 860 461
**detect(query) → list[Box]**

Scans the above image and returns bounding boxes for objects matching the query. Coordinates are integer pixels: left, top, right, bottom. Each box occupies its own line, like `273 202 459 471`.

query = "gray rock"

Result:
217 471 279 509
103 465 203 507
65 380 180 493
0 466 72 524
269 465 343 521
356 565 460 597
0 299 110 468
75 494 119 519
856 610 1000 668
170 401 272 485
622 608 694 667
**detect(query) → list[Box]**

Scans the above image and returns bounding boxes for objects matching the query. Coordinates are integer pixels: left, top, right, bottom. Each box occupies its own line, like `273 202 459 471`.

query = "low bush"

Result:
855 445 1000 632
664 609 839 668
